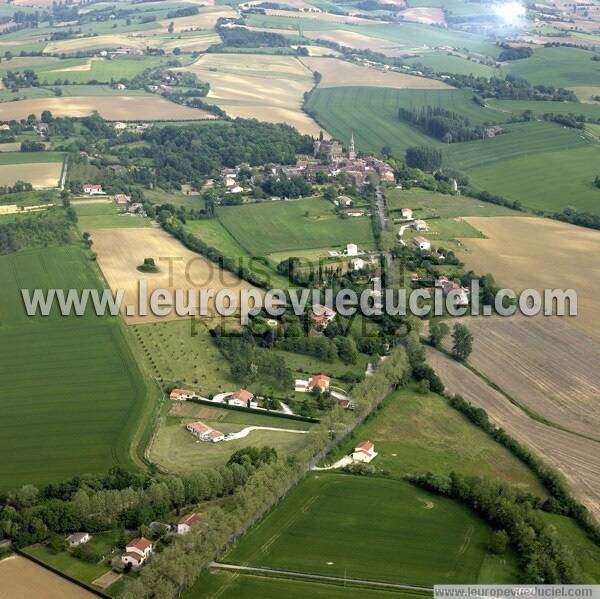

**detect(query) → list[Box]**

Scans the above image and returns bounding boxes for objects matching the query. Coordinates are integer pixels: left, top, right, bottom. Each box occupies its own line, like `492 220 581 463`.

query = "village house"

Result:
336 195 353 207
177 512 203 535
170 389 194 401
0 123 11 131
127 202 143 214
352 441 378 463
412 219 429 232
229 185 243 194
114 83 127 91
186 421 225 443
313 139 343 162
113 121 127 131
351 257 365 271
413 236 431 251
401 207 413 220
122 537 153 569
228 389 255 408
114 193 130 205
311 304 336 329
82 184 103 195
308 374 331 392
66 532 91 548
436 276 469 306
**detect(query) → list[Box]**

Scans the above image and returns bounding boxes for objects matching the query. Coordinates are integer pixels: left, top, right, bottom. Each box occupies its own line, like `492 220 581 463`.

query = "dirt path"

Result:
426 347 600 519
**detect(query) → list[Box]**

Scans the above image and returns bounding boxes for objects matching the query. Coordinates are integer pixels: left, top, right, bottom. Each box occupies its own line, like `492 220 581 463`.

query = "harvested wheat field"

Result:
89 227 259 324
265 8 385 25
0 162 62 188
570 86 600 102
303 30 408 57
453 315 600 441
399 7 446 26
0 96 214 121
459 216 600 340
160 31 221 52
159 7 237 31
426 347 600 518
0 555 97 599
292 44 341 57
182 54 324 135
44 33 151 54
300 56 452 88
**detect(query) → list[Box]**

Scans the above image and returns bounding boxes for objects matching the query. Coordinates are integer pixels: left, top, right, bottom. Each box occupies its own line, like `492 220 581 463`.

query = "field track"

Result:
426 348 600 519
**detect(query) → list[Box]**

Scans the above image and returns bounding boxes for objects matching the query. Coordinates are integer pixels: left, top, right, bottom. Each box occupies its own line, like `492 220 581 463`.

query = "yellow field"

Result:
160 31 221 52
44 33 152 54
569 86 600 102
0 555 97 599
0 96 214 121
264 8 385 25
458 216 600 340
0 162 62 188
399 6 446 26
303 30 410 56
300 56 452 89
182 54 324 135
88 227 258 324
292 44 341 57
159 7 237 31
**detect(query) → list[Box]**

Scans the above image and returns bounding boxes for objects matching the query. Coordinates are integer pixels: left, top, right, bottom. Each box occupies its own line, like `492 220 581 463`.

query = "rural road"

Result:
226 426 308 441
375 185 392 266
211 562 433 592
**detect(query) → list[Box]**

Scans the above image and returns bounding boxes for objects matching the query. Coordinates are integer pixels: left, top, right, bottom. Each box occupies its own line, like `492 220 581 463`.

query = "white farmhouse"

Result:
122 537 153 569
346 243 358 256
177 512 203 535
413 236 431 251
351 441 378 463
412 219 429 232
67 532 90 548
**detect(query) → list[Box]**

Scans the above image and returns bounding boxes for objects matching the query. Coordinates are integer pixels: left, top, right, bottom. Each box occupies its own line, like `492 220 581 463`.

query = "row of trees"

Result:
398 106 487 143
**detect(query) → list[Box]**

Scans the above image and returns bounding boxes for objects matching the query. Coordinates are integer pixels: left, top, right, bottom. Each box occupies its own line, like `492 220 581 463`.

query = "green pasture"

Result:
74 201 151 229
216 197 375 255
404 53 497 77
225 473 522 585
0 246 147 490
0 151 65 165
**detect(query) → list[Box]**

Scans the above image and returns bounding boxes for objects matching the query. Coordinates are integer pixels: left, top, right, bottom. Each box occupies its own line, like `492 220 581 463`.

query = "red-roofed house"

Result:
311 304 336 329
170 389 194 401
122 537 153 568
186 421 224 442
307 374 331 392
114 193 130 205
351 441 377 463
207 430 225 442
228 389 254 407
177 512 203 535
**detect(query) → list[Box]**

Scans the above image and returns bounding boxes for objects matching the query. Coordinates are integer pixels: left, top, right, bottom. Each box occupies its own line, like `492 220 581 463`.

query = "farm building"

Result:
436 276 469 306
228 389 255 408
170 389 194 401
352 441 377 463
177 512 203 535
346 243 359 256
413 220 429 232
336 195 353 207
82 184 103 195
114 193 130 205
122 537 153 569
345 208 367 217
401 208 413 220
66 532 90 548
413 236 431 251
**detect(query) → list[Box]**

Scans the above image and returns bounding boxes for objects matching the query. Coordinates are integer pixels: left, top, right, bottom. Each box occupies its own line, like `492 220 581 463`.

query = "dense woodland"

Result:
398 106 487 143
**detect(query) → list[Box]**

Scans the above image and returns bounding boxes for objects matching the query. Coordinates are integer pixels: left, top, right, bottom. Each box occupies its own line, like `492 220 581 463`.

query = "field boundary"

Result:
211 561 433 593
16 549 110 598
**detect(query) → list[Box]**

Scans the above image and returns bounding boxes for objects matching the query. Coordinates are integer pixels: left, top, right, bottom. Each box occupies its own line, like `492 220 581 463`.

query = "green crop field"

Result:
386 188 520 218
486 98 600 121
216 197 375 256
326 387 546 495
404 53 497 77
0 151 65 165
0 246 147 490
306 86 503 157
225 473 522 586
500 47 600 88
74 201 152 229
184 570 425 598
465 144 600 215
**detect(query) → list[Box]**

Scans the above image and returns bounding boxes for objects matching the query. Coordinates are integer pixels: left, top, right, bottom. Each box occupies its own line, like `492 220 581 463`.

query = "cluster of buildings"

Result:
81 185 143 215
170 388 258 408
435 275 469 306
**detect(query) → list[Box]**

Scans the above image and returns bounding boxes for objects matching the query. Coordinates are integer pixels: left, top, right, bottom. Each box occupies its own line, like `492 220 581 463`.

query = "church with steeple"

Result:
348 132 356 160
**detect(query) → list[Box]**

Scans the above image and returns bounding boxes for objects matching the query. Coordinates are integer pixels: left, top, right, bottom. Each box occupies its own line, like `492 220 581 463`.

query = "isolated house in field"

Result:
113 193 130 205
400 207 413 220
346 243 358 256
170 389 194 401
82 184 103 195
345 208 366 217
186 421 225 442
413 236 431 251
122 537 153 569
352 441 377 463
177 512 203 535
67 532 90 548
308 374 331 392
412 219 429 232
228 389 254 408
